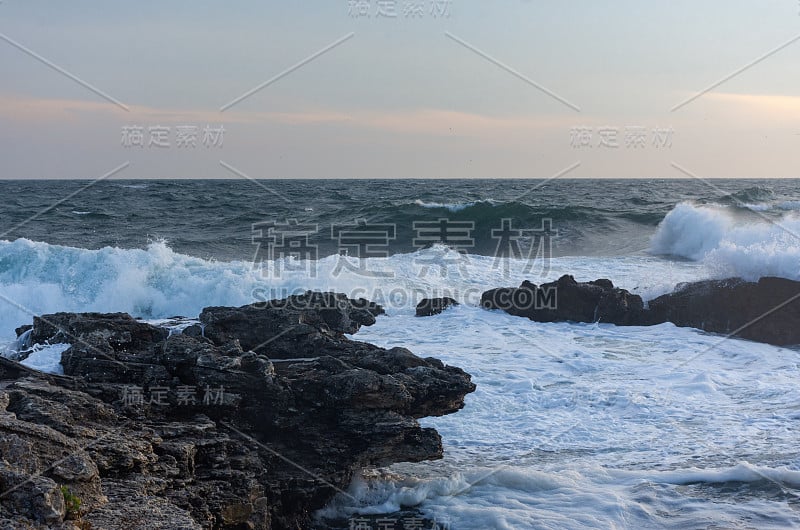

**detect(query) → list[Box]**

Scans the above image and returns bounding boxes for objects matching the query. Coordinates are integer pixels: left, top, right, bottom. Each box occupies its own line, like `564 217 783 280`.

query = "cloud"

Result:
0 94 577 139
0 94 354 125
350 108 567 137
700 92 800 123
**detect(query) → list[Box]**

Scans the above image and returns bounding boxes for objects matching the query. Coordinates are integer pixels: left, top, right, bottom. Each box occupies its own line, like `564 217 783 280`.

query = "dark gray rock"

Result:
481 275 645 325
647 276 800 345
415 297 459 317
199 291 384 359
0 292 474 529
480 287 516 311
482 274 800 346
30 312 168 350
14 325 32 338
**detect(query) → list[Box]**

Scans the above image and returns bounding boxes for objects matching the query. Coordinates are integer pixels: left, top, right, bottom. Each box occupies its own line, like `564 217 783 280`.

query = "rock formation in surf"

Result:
482 274 800 346
415 297 459 317
0 291 475 529
481 275 645 326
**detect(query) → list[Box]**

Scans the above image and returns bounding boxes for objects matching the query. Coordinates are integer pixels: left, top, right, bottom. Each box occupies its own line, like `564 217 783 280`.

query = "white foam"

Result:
743 200 800 212
413 199 479 212
324 462 800 529
743 202 772 212
649 202 732 260
0 237 797 527
0 239 263 338
140 317 200 336
0 238 701 339
320 306 800 529
18 343 70 374
653 462 800 488
650 201 800 280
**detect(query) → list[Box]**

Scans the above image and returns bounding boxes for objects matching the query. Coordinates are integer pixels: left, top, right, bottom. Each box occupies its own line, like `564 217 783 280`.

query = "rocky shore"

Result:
0 292 475 529
4 274 797 528
480 275 800 346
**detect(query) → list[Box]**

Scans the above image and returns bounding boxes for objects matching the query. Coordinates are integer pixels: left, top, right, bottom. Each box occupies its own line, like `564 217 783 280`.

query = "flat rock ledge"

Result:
482 274 800 346
0 291 475 529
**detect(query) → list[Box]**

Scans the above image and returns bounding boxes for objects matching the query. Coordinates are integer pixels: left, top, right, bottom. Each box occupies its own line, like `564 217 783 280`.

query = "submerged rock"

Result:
415 297 459 317
0 292 474 529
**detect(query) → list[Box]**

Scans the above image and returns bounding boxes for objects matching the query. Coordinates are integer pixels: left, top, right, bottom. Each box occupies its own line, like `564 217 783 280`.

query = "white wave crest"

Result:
650 202 800 280
0 236 704 340
413 199 478 212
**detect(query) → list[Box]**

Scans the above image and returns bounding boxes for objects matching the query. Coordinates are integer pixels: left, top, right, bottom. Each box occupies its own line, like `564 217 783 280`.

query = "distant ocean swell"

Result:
362 199 656 231
283 198 665 258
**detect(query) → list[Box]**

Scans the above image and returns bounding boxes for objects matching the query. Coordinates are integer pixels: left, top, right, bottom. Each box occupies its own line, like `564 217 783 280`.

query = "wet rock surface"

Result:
646 276 800 345
415 298 459 317
0 292 475 529
481 275 645 326
483 274 800 346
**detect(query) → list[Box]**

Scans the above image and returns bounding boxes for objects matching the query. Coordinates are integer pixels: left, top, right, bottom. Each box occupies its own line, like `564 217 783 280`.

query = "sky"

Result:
1 0 800 178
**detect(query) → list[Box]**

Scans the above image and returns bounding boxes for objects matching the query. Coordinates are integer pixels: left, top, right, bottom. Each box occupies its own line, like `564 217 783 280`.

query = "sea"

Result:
2 178 800 529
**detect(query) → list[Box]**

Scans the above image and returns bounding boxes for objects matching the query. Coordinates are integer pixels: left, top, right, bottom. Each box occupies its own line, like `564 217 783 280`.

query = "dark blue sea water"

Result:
2 178 800 529
0 179 796 260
